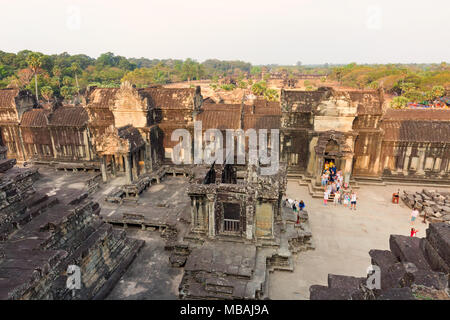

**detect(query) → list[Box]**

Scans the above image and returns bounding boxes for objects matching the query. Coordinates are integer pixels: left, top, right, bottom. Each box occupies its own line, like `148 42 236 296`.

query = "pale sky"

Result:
1 0 448 65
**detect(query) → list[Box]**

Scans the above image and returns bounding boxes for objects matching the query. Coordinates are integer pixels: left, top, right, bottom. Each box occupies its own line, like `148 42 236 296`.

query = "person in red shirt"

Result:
410 228 419 237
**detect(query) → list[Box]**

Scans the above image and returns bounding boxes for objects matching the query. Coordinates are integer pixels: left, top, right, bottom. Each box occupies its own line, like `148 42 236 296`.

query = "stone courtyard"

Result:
269 179 450 299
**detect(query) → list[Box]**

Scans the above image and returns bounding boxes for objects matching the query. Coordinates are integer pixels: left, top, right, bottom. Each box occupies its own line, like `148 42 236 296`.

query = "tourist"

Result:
324 191 329 206
287 198 294 207
333 192 339 206
343 192 349 207
321 173 327 188
411 207 419 225
410 227 419 237
292 201 298 213
350 191 357 210
299 200 305 211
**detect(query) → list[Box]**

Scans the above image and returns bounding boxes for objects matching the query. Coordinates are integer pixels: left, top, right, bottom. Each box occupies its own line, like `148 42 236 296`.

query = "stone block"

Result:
389 235 432 271
377 287 415 300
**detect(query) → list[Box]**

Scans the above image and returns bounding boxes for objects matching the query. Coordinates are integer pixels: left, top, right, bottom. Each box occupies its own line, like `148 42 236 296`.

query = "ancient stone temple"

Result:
187 162 286 241
280 87 450 185
0 157 143 299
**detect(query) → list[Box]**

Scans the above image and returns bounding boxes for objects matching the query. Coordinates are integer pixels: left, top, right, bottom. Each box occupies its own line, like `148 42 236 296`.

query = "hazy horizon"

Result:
1 0 449 65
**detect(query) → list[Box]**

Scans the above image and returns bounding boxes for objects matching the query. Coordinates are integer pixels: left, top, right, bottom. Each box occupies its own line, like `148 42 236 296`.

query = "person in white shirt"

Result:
323 191 329 206
350 191 357 210
411 207 419 225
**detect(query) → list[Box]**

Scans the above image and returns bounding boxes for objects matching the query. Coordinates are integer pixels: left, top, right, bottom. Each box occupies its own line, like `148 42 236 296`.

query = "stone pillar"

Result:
402 146 412 175
125 153 132 184
207 195 215 238
111 155 117 177
344 156 353 184
417 147 426 175
100 155 107 182
306 136 318 177
134 151 140 179
145 139 153 172
315 156 324 186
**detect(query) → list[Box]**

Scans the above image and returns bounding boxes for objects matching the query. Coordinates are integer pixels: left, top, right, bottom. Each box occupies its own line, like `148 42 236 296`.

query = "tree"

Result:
390 96 409 109
431 85 445 99
60 86 74 100
52 66 62 87
71 62 81 94
26 52 43 100
181 59 197 83
251 81 267 96
40 86 53 103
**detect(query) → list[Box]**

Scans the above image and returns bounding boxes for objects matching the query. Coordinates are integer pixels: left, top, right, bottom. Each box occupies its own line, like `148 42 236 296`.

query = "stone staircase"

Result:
310 223 450 300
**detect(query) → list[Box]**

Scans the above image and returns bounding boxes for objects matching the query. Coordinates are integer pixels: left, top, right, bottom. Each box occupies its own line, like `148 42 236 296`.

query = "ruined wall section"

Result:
0 167 143 300
0 89 36 160
351 90 385 177
379 109 450 182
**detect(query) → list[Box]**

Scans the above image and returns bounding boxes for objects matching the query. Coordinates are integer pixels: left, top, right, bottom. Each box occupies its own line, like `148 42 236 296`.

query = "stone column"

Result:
134 151 140 179
372 133 383 176
125 153 133 184
402 146 412 175
100 155 107 182
207 195 215 238
343 156 353 184
111 155 116 177
315 156 323 186
417 146 426 175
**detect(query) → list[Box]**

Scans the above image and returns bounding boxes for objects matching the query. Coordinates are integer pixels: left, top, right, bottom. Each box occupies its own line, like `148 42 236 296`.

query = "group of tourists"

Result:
324 189 358 210
320 160 342 187
320 161 357 210
284 199 305 224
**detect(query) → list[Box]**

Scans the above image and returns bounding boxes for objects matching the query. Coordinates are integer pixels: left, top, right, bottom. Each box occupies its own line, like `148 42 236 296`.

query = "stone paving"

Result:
269 180 450 300
106 230 183 300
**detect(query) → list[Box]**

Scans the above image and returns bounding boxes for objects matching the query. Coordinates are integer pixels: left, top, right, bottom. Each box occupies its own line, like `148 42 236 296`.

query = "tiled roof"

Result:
87 88 119 109
20 109 49 127
0 89 19 109
48 106 88 127
383 109 450 121
138 87 195 109
381 120 450 143
196 109 241 130
243 114 280 130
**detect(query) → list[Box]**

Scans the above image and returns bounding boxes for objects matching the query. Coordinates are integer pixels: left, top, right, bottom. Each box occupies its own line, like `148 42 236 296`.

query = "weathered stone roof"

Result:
48 106 89 127
243 114 280 131
383 109 450 121
20 109 49 127
138 87 195 110
381 109 450 143
281 87 383 115
348 90 384 115
0 89 19 109
196 109 241 130
382 120 450 143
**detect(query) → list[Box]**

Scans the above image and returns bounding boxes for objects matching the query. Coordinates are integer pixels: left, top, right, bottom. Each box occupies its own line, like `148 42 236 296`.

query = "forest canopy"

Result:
0 50 448 105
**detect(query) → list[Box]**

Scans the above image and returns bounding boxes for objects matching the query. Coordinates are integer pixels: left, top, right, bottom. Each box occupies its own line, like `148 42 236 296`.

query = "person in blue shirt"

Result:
299 200 305 211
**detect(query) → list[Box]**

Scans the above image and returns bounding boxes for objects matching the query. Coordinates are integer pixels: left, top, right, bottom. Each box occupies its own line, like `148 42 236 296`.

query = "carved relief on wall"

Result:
95 125 130 155
111 81 149 128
